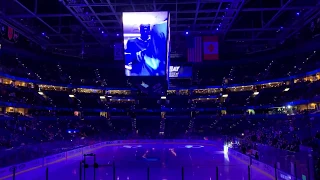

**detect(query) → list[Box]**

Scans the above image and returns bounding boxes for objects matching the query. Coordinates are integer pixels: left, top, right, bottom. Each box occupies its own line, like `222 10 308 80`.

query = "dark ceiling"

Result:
0 0 319 58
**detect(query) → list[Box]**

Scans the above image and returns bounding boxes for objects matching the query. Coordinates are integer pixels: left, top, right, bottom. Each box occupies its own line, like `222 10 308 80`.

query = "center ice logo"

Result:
184 145 204 148
123 145 142 148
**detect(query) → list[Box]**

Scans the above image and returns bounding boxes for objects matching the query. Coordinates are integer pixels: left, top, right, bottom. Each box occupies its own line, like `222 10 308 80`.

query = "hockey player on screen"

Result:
125 21 167 76
125 24 151 68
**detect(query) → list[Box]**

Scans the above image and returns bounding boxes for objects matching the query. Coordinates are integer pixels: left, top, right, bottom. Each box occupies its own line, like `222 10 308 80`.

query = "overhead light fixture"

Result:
69 94 75 98
253 92 259 95
161 96 166 100
100 96 106 99
284 88 290 92
38 91 44 95
222 94 228 98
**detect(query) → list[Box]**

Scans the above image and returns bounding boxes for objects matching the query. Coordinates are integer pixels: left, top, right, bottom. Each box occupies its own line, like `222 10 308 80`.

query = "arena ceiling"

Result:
0 0 319 57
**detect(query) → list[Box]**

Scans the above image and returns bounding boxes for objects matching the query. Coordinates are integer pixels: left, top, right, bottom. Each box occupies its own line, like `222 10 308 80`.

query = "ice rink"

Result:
1 141 274 180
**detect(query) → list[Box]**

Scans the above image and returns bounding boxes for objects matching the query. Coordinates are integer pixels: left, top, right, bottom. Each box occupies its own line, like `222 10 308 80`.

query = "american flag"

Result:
187 36 202 62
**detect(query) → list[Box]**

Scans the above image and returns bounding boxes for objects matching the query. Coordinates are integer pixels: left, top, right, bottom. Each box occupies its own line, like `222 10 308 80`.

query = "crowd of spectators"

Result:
227 113 320 179
0 50 319 87
241 127 301 153
234 113 320 153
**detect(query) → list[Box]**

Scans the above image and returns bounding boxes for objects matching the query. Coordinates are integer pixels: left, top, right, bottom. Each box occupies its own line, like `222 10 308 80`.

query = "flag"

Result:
187 36 202 63
13 30 19 43
203 36 219 60
114 43 123 61
7 27 13 40
0 25 6 36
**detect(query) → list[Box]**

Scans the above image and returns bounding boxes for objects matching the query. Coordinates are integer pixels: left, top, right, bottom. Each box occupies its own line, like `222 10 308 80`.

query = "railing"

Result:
0 139 315 180
0 160 262 180
228 148 315 180
0 136 106 168
78 163 253 180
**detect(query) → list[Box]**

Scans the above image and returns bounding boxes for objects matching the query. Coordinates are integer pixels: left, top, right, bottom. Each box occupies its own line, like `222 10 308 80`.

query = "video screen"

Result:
123 12 169 76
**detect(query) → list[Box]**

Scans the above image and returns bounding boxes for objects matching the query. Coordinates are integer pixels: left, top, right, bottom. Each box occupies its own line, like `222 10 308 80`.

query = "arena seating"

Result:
0 50 320 178
0 51 318 86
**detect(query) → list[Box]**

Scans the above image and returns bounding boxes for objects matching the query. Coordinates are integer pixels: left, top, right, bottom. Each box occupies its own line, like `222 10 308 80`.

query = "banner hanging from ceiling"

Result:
203 36 219 60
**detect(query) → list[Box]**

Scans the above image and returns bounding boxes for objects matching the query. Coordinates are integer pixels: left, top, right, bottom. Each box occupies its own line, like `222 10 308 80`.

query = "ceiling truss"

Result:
0 0 319 56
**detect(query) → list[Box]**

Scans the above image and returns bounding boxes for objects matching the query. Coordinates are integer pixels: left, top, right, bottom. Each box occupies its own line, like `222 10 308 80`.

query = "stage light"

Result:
101 31 104 34
253 92 259 95
222 94 228 98
296 12 300 16
100 96 106 99
69 94 75 98
122 12 158 26
41 32 45 36
38 91 44 95
284 88 290 92
185 31 189 35
116 33 119 36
